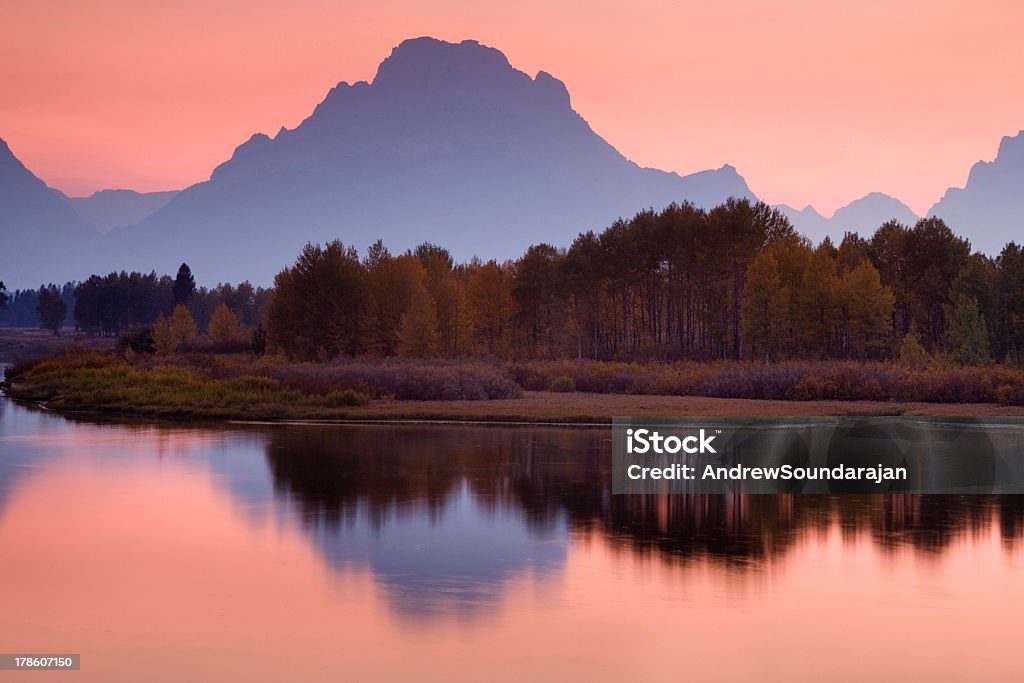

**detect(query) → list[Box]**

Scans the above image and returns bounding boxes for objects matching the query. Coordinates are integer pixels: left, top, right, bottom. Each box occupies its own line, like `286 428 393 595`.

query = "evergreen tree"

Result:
0 280 8 309
173 263 196 305
898 329 930 368
250 322 267 357
36 285 68 335
265 241 365 360
943 293 990 365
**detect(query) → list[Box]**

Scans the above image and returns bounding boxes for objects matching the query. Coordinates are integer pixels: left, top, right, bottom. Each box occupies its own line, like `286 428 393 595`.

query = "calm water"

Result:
1 399 1023 682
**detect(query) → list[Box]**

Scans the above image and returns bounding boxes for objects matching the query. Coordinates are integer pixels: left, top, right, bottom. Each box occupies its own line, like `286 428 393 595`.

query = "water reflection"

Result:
3 400 1024 681
263 423 1024 571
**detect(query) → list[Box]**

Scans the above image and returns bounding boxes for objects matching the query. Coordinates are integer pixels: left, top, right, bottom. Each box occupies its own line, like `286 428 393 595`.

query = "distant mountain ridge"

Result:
927 130 1024 255
0 138 99 287
67 189 179 234
2 37 1024 288
776 192 920 244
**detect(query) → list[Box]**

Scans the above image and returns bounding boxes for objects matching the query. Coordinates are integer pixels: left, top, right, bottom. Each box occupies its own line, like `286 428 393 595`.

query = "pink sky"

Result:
2 0 1022 215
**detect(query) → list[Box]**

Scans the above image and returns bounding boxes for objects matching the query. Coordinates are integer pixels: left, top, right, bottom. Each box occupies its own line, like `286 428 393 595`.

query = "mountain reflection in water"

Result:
2 399 1024 682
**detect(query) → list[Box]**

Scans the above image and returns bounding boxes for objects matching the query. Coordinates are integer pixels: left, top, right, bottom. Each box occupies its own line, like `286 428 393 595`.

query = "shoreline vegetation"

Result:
6 198 1024 422
5 345 1024 423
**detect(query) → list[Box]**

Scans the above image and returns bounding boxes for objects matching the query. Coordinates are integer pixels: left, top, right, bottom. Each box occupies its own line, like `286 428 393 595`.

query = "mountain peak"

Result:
928 129 1024 255
373 37 516 89
994 129 1024 166
4 38 761 286
0 137 21 166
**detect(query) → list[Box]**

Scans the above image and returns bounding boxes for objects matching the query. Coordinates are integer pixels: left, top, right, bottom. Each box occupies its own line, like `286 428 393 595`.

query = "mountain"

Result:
106 37 755 285
68 189 179 234
0 138 98 288
830 193 919 233
929 130 1024 255
774 204 830 242
777 192 920 244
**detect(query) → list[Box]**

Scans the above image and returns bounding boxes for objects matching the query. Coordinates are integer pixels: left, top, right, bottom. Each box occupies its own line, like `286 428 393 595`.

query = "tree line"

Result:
264 198 1012 364
0 265 271 346
3 197 1021 364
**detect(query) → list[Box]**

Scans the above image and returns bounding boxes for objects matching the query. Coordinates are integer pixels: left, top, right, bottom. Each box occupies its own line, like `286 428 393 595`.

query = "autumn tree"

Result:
153 314 175 355
416 247 468 358
265 241 365 360
841 261 894 358
397 279 440 357
208 302 240 344
169 304 197 349
796 243 842 357
741 250 786 360
466 260 514 356
836 232 870 274
706 199 796 359
363 243 426 356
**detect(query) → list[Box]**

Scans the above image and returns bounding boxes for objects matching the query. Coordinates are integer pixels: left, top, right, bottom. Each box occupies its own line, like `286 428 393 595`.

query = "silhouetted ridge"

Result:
0 137 98 286
373 38 516 88
102 37 753 284
777 192 920 243
928 130 1024 255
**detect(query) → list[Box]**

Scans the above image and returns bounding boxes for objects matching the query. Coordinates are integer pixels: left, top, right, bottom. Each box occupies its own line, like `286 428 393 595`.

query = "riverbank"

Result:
0 327 114 364
6 350 1024 422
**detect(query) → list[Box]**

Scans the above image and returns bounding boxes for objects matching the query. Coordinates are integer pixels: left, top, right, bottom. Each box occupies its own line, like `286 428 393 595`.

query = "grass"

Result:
509 359 1024 405
2 351 520 420
6 350 1024 423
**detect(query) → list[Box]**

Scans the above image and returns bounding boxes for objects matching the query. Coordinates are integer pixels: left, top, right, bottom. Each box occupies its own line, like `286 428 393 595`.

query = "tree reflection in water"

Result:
264 424 1024 568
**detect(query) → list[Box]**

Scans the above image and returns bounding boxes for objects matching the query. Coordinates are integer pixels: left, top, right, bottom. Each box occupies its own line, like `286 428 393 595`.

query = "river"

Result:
0 398 1022 681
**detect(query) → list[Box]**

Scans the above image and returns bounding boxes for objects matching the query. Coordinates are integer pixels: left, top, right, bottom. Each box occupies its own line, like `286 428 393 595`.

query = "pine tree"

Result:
36 285 67 336
898 329 930 368
250 322 267 357
943 293 990 365
173 263 196 305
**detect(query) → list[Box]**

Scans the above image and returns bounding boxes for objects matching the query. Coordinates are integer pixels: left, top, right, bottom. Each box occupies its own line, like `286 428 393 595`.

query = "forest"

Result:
1 197 1020 367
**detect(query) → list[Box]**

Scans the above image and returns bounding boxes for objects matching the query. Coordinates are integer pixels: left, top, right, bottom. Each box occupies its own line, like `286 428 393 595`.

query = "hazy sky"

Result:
2 0 1022 214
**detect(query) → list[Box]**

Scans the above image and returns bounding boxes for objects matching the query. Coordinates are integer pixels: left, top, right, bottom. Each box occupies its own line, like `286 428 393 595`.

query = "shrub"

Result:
324 389 371 407
548 375 576 392
117 325 155 354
